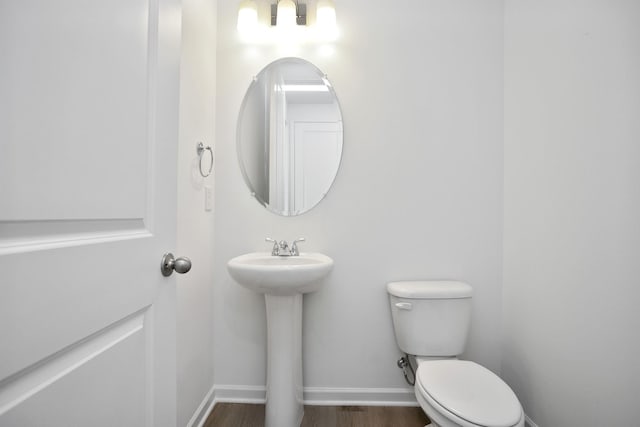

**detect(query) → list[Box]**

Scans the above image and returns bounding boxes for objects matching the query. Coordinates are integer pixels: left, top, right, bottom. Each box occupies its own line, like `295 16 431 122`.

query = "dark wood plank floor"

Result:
204 403 429 427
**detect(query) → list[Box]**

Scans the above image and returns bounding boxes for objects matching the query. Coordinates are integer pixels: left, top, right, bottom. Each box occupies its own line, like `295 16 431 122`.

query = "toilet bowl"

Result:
414 359 524 427
387 281 524 427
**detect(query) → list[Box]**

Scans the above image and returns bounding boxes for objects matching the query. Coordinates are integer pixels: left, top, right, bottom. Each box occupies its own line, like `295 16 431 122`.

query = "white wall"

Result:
213 0 504 401
176 0 216 425
503 0 640 425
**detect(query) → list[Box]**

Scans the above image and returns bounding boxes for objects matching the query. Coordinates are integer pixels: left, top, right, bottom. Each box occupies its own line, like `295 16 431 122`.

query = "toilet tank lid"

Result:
387 281 473 299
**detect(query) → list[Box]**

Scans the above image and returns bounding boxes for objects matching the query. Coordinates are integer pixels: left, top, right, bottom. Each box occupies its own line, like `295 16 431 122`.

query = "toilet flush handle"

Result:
395 302 412 310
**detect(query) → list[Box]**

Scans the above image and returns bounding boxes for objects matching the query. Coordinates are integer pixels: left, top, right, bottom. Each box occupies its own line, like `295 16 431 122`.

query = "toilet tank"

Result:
387 281 473 357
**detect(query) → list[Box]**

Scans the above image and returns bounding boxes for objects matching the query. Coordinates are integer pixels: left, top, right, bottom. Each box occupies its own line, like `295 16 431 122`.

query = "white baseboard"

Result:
213 384 267 404
304 387 417 407
525 413 539 427
186 384 216 427
208 384 417 407
186 384 268 427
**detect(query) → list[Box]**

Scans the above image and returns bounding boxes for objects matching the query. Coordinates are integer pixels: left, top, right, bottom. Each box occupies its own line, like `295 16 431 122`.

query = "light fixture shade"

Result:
237 0 258 33
316 0 336 30
276 0 297 28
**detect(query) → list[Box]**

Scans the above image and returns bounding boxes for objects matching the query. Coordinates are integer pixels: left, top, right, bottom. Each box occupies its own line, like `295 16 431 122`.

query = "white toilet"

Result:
387 281 524 427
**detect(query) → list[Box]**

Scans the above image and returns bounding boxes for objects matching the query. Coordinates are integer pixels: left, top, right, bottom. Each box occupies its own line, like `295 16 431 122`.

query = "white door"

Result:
292 121 342 213
0 1 182 426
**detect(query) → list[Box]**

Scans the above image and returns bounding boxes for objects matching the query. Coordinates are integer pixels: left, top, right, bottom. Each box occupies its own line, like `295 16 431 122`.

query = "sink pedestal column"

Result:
264 294 304 427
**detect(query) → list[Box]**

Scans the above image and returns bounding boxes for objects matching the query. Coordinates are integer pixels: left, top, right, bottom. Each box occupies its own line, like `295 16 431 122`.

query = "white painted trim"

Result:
207 384 417 408
304 387 418 407
525 413 540 427
186 385 216 427
214 384 267 404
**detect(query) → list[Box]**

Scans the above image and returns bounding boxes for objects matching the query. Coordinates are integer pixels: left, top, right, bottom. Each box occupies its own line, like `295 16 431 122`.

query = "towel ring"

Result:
196 142 213 178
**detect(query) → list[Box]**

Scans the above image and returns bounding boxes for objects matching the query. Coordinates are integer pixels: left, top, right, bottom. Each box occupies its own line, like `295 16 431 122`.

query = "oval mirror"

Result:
237 58 343 216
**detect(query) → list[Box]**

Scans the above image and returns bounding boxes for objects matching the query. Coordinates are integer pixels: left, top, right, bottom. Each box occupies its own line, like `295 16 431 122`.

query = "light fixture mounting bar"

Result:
271 2 307 26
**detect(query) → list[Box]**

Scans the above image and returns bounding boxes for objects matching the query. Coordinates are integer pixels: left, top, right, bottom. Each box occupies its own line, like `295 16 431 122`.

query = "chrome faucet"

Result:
291 238 305 256
265 237 305 256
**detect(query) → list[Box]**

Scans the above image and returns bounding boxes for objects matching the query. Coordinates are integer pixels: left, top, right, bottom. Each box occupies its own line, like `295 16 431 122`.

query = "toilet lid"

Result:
417 360 522 427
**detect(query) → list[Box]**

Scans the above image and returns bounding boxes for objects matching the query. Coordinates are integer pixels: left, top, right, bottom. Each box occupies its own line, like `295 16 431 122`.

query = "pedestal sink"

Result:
227 252 333 427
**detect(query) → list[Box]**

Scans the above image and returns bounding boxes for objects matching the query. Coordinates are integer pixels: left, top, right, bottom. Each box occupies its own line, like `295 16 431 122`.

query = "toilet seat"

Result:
415 360 523 427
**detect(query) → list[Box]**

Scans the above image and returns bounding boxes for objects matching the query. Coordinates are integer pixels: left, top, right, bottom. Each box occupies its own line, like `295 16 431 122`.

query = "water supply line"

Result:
397 354 415 386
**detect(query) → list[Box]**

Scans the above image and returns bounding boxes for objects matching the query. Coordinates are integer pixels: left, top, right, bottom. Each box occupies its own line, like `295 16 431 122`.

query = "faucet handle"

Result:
291 237 305 256
265 237 279 255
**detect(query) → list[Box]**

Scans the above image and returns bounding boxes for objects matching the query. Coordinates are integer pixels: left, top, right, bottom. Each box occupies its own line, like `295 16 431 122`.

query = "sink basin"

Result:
227 252 333 296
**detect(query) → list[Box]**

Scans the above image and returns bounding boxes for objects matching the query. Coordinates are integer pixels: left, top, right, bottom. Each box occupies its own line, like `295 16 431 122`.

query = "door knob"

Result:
161 253 192 276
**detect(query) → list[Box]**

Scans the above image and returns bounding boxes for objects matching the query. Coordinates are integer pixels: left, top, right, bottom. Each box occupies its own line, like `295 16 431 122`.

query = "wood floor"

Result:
204 403 429 427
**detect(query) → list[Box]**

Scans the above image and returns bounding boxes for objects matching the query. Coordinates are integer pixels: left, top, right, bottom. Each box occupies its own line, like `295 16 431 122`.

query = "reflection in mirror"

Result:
237 58 343 216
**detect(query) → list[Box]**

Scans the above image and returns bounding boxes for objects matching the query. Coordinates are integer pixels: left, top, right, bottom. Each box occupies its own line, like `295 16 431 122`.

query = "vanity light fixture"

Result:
237 0 337 40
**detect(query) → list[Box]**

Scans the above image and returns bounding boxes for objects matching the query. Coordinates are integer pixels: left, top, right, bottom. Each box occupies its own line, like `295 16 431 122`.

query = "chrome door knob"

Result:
161 253 192 276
